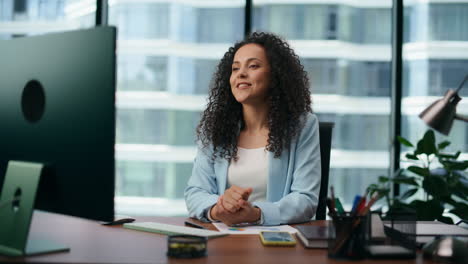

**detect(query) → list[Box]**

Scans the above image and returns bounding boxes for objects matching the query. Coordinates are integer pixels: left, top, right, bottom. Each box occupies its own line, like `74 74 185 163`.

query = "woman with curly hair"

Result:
184 32 321 226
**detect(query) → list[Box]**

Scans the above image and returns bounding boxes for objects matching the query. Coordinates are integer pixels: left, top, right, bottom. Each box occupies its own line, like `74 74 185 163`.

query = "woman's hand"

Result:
211 195 261 226
220 185 252 213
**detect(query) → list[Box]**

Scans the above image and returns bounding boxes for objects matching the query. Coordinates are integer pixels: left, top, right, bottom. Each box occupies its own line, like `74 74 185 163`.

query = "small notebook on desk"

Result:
294 225 328 248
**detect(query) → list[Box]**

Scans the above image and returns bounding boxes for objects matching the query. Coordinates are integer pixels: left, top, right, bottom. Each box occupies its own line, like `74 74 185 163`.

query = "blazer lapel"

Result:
267 150 288 201
214 157 229 195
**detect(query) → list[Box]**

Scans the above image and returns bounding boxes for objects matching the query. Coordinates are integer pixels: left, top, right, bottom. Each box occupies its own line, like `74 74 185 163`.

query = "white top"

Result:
227 147 268 203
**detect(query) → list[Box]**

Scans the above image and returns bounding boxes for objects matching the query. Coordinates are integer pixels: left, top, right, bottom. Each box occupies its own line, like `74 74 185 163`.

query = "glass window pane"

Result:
110 0 244 216
402 1 468 150
253 0 392 208
402 1 468 212
0 0 95 39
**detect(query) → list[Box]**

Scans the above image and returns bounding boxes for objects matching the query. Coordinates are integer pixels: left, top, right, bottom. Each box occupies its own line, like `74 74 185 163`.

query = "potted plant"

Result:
367 130 468 224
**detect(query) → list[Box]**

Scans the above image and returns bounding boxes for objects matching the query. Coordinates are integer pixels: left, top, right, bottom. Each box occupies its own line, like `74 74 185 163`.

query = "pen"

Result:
326 198 337 216
184 220 208 230
351 195 361 213
358 192 380 216
330 186 336 212
334 198 345 215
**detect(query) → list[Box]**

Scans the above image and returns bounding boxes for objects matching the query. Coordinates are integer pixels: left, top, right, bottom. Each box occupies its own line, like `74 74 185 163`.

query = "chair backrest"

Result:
316 122 334 220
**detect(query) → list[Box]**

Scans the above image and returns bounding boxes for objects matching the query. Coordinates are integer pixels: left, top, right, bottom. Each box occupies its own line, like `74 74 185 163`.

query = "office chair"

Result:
315 122 334 220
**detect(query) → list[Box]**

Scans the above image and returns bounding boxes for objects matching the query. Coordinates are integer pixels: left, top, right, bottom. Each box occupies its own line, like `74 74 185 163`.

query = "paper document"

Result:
213 222 298 235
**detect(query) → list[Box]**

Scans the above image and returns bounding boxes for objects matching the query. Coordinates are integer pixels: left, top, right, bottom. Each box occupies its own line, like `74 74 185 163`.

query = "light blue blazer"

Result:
184 113 321 226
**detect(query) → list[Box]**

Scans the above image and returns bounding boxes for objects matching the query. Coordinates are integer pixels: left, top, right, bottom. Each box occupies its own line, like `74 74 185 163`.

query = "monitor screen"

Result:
0 27 116 222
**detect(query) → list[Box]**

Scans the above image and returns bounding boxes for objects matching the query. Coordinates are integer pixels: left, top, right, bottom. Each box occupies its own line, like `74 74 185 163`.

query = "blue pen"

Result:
351 195 362 212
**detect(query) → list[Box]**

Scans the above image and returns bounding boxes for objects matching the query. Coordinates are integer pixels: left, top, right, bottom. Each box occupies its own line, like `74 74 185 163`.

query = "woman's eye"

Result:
232 67 239 71
249 64 259 69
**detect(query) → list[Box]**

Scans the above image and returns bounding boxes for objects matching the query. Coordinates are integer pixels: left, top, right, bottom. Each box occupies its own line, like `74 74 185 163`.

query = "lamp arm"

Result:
454 114 468 122
455 74 468 93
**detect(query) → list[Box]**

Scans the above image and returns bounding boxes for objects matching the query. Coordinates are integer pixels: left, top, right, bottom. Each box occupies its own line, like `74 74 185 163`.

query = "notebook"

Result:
294 225 328 248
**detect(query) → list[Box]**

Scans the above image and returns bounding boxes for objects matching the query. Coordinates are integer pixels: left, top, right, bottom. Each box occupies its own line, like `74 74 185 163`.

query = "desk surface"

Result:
1 211 432 264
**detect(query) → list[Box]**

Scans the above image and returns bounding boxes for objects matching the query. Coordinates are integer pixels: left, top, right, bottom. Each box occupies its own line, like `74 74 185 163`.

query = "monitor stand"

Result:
0 161 69 256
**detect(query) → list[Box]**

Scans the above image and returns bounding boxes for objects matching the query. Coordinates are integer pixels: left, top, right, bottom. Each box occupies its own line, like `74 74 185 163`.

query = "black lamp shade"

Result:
419 89 461 136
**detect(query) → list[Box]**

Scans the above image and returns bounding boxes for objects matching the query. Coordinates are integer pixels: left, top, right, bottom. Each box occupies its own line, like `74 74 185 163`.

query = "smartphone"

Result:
259 231 296 246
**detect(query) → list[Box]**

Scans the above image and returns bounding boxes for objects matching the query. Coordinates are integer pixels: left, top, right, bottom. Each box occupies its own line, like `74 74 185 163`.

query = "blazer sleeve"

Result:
253 113 321 225
184 144 220 222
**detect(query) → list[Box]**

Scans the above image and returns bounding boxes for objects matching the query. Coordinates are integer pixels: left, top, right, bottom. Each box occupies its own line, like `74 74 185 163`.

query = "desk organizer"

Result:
328 211 417 260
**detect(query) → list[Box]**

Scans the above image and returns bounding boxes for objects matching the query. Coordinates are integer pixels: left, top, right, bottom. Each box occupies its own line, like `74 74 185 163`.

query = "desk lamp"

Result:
419 74 468 135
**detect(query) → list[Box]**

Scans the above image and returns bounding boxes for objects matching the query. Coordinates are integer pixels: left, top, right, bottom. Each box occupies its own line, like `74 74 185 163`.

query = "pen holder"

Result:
328 213 369 260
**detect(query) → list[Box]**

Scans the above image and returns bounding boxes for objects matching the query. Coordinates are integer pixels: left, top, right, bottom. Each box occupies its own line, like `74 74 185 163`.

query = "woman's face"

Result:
230 43 271 105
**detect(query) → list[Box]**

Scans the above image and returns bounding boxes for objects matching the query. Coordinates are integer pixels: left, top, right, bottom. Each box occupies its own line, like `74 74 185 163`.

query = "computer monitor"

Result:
0 27 116 256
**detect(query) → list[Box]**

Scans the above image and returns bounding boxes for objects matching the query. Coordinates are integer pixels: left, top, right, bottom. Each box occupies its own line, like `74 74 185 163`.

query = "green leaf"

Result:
415 130 437 156
423 176 450 198
437 141 450 150
386 200 413 216
385 205 415 218
438 151 461 160
437 216 454 224
407 166 430 177
449 202 468 220
369 187 390 197
447 160 468 171
409 200 443 221
405 153 419 160
393 175 419 186
399 188 418 200
367 184 379 196
454 180 468 195
377 189 390 197
397 136 414 147
378 176 389 183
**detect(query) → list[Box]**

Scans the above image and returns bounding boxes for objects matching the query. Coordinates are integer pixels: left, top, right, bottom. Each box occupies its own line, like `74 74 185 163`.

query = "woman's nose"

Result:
238 67 247 78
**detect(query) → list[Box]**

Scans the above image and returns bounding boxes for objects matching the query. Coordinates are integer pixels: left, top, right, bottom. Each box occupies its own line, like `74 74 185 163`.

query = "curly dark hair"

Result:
197 32 312 160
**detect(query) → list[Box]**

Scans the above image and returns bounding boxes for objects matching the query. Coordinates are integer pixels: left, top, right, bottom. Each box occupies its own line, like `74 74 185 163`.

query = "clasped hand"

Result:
210 186 261 226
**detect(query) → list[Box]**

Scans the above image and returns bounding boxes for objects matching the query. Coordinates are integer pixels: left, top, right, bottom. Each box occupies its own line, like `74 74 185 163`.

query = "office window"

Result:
197 8 244 43
360 8 391 44
117 55 168 91
168 57 218 95
404 60 468 97
116 161 193 199
109 2 168 40
302 59 338 94
117 109 169 145
253 0 392 207
338 6 391 44
0 0 94 39
335 115 389 151
253 4 334 40
402 1 468 152
428 60 468 97
110 0 244 216
429 3 468 41
345 61 391 97
330 168 388 207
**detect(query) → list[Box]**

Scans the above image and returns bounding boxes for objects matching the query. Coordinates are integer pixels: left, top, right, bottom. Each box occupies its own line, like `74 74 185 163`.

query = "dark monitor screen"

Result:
0 27 116 222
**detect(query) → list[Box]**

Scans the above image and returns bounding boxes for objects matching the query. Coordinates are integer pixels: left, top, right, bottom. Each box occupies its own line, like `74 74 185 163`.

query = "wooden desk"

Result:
0 211 433 264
